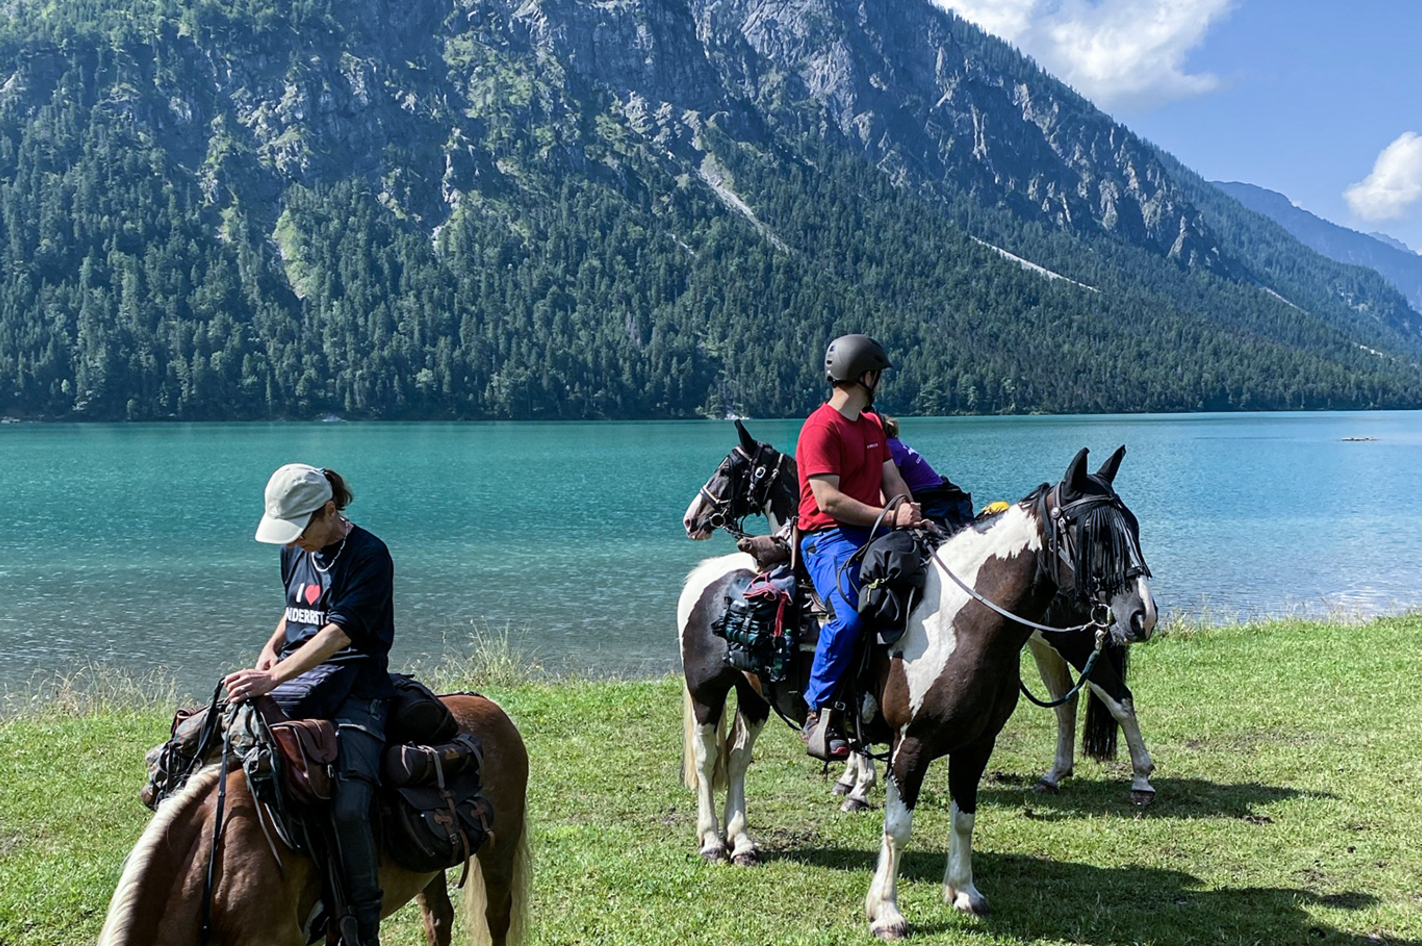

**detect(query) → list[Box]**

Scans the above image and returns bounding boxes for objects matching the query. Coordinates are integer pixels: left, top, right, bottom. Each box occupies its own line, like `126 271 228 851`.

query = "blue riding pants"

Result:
801 527 872 711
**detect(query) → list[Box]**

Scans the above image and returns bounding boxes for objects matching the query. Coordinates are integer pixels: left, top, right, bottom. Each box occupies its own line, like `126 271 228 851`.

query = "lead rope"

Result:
1017 624 1108 708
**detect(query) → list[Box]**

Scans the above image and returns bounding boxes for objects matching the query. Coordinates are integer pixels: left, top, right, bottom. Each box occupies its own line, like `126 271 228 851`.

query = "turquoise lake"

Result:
2 412 1419 698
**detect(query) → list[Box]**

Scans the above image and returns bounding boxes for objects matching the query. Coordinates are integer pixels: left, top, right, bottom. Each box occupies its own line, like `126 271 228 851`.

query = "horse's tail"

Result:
463 819 532 946
681 683 728 792
1082 644 1127 760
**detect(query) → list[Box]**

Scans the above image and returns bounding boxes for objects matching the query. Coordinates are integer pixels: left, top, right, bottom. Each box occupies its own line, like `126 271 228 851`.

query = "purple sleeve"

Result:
891 439 945 494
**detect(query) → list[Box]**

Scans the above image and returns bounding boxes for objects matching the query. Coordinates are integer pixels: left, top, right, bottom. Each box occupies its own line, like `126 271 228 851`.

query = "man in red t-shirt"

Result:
797 334 923 758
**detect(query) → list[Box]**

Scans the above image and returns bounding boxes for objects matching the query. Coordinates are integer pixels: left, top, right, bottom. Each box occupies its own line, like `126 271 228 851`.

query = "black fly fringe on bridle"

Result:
1071 502 1151 605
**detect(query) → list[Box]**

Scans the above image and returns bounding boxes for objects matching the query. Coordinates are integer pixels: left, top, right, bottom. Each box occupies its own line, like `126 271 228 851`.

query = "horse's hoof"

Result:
700 844 729 864
841 795 871 813
946 887 989 916
871 920 907 941
1032 779 1060 795
831 780 853 797
1129 789 1156 807
731 849 760 867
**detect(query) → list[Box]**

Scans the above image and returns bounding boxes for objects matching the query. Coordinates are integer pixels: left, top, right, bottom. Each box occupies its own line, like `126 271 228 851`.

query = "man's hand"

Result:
891 501 924 529
223 667 278 704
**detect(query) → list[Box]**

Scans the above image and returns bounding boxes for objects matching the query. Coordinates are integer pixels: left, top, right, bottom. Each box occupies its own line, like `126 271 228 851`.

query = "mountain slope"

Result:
0 0 1419 420
1215 180 1422 315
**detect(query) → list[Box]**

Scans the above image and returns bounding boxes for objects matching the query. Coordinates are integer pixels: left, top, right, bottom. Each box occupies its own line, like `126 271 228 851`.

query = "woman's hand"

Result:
223 667 278 703
256 643 279 671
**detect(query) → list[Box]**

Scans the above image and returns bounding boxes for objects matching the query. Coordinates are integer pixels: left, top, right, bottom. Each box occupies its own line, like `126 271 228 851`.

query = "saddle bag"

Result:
252 696 339 806
267 718 339 805
712 563 797 681
858 530 929 645
386 674 459 745
381 734 494 880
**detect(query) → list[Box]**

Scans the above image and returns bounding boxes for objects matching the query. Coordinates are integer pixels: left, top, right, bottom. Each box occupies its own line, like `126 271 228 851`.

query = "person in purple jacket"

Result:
880 415 975 532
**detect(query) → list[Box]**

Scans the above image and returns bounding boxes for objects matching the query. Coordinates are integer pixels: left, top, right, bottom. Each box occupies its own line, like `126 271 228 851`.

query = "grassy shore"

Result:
4 616 1422 946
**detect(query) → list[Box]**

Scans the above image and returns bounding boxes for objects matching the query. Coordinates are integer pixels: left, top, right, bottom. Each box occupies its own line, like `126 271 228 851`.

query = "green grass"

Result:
5 615 1422 945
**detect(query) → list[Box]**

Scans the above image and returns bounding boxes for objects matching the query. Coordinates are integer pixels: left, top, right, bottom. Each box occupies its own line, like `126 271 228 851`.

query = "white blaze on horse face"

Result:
683 492 713 539
1138 575 1158 637
899 504 1042 717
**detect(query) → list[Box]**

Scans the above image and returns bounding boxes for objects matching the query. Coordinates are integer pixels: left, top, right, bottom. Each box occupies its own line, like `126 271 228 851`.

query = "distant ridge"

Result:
1215 181 1422 314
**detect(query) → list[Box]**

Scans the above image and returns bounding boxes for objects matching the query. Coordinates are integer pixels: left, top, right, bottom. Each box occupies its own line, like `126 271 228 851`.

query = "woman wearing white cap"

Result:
224 463 396 946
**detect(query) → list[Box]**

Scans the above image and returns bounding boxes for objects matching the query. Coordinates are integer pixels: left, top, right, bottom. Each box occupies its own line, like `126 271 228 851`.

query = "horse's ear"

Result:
1095 445 1126 486
1063 447 1091 496
735 420 756 452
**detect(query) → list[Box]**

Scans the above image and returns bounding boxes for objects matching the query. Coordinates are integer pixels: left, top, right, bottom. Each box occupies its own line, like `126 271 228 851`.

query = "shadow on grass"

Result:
766 848 1406 945
971 775 1333 820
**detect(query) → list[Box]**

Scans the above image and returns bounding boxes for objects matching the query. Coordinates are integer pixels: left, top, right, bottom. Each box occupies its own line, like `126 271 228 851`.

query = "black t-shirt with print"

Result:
271 524 397 719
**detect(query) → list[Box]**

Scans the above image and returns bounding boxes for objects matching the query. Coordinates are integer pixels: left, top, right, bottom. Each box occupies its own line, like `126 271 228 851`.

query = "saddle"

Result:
141 676 495 884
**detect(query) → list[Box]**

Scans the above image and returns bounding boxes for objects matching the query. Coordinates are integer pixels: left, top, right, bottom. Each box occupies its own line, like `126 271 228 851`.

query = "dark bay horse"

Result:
684 431 1156 936
98 694 530 946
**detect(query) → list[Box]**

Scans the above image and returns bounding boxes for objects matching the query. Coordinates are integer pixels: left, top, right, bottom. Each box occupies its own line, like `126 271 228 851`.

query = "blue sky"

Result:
934 0 1422 252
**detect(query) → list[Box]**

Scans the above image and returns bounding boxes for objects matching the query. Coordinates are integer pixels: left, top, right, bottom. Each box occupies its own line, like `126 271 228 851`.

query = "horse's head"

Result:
683 421 796 540
1046 446 1157 645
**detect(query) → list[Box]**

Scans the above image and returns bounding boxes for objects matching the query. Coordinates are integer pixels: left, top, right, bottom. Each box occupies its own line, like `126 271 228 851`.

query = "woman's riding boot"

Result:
351 898 383 946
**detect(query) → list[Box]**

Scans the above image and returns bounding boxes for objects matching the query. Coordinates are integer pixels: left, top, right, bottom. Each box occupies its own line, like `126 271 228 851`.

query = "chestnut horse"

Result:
686 436 1156 936
98 694 530 946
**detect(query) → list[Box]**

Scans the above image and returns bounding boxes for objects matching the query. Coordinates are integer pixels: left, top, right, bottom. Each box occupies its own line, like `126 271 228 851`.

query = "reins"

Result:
200 698 234 946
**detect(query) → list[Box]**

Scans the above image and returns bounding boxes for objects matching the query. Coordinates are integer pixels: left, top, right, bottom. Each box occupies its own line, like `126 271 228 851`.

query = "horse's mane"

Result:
98 764 225 946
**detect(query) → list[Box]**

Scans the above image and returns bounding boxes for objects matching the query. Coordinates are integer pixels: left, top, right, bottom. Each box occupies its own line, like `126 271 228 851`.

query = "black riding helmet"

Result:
825 334 892 384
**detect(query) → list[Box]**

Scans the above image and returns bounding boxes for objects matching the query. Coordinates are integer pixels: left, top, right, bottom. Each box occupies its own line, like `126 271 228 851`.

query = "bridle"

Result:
695 441 789 540
928 483 1150 709
1041 482 1151 607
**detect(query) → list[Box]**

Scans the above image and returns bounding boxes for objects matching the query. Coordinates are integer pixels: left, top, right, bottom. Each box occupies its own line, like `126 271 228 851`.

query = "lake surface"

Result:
2 412 1419 697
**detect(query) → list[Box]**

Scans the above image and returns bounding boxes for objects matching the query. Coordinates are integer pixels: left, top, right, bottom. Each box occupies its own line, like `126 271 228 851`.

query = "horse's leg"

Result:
686 684 731 863
864 738 930 941
1085 680 1156 804
1027 634 1077 793
832 754 858 796
723 684 768 866
839 751 877 813
415 873 454 946
942 735 996 916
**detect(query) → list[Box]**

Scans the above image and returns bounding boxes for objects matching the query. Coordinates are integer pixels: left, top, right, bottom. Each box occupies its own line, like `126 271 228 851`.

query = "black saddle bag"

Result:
386 674 460 745
381 733 495 881
858 530 929 645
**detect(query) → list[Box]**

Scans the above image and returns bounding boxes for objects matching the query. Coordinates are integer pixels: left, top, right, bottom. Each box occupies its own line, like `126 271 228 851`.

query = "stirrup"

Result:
805 708 847 761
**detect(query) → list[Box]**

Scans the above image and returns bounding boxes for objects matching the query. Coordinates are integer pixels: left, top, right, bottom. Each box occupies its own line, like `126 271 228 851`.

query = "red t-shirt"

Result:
796 404 888 532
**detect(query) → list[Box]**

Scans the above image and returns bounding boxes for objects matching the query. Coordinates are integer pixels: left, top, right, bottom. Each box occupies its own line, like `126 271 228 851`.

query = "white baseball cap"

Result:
255 463 333 544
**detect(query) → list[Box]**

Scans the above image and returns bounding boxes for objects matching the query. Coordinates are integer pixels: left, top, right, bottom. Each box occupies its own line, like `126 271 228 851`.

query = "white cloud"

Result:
1344 132 1422 223
932 0 1234 112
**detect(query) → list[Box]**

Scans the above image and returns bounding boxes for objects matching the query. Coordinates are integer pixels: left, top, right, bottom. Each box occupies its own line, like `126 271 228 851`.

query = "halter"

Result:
696 442 788 540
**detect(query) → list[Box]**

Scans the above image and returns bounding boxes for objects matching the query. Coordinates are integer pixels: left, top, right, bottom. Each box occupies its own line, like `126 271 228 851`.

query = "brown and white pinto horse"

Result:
685 435 1156 935
98 694 530 946
859 447 1155 936
681 426 1157 842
